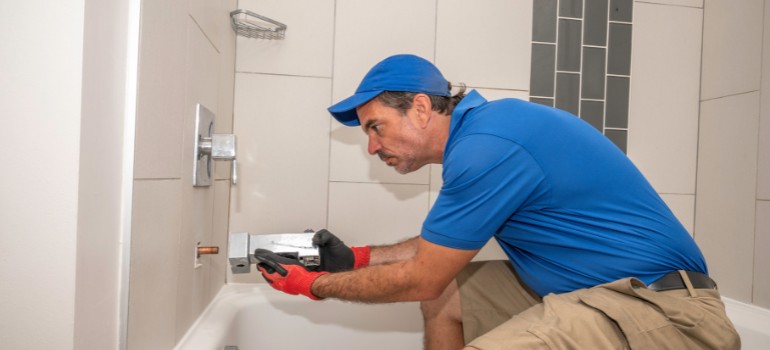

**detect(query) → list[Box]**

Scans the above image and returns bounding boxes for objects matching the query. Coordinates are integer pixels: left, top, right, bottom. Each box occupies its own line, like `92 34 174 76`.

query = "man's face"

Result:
356 98 427 174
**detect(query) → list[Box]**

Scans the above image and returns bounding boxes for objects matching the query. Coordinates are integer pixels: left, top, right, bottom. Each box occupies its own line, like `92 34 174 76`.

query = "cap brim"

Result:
327 90 382 126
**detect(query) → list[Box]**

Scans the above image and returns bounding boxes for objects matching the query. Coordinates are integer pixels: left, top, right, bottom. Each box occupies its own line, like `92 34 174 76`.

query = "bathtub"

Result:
174 284 424 350
175 284 770 350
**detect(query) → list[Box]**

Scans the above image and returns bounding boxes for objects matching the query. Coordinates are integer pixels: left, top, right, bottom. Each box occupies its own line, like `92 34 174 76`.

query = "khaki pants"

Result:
457 261 741 349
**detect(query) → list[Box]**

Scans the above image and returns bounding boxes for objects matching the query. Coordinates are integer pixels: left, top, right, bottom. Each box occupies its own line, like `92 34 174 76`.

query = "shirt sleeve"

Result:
421 134 548 250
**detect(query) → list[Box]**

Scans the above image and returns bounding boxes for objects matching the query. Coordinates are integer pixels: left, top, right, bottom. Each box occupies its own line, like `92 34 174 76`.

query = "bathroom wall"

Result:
695 0 770 307
228 0 770 310
0 2 85 349
126 0 237 348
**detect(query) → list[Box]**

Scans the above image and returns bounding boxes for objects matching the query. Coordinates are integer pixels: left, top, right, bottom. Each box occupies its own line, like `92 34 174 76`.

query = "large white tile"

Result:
329 124 431 184
133 0 188 179
229 73 331 233
127 180 182 350
210 180 230 296
473 88 529 102
214 0 238 181
755 200 770 308
235 0 334 77
332 0 437 104
436 0 532 90
695 92 760 302
627 3 702 194
701 0 764 100
758 0 770 200
328 182 430 247
659 194 695 235
189 0 236 53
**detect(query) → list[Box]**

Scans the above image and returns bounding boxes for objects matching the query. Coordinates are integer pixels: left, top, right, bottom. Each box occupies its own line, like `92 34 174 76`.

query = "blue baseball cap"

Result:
328 54 450 126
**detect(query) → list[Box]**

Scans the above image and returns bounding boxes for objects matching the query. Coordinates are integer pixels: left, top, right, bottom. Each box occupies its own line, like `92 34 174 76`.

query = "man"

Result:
254 54 740 349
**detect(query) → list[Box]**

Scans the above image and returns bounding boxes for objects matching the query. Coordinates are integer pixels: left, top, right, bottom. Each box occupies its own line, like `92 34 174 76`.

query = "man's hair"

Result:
376 83 466 116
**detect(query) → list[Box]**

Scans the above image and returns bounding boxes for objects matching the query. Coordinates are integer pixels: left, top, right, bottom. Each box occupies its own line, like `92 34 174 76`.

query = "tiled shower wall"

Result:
228 0 770 311
126 0 237 348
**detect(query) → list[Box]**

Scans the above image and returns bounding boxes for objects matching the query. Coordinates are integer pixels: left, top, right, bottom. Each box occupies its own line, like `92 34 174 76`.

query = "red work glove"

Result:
312 229 371 272
254 249 328 300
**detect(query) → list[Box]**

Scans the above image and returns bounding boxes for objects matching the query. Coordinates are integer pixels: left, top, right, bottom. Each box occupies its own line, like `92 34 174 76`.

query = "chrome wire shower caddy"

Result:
230 9 287 40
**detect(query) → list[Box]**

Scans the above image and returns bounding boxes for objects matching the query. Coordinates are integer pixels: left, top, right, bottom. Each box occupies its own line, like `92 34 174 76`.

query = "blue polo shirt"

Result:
421 90 707 297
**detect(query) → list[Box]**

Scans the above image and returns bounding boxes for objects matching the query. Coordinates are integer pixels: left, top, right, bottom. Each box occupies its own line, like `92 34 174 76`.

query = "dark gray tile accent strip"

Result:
533 0 558 43
604 129 628 153
559 0 583 18
580 100 604 132
606 76 630 128
531 44 556 97
531 98 555 108
610 0 634 22
557 19 582 72
529 0 633 153
584 0 609 46
608 23 632 75
555 73 580 115
581 47 606 100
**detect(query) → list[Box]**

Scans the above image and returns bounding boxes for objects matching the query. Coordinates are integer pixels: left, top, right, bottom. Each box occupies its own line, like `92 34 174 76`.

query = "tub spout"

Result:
227 232 320 274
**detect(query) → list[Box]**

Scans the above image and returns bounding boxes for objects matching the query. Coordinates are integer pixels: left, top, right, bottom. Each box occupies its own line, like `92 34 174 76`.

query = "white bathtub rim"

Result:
175 285 770 350
723 297 770 334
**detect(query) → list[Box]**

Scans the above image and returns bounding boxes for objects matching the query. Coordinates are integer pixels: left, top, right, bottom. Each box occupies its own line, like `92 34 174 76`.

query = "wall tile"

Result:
230 73 331 233
581 47 606 100
436 0 533 90
236 0 334 77
189 0 236 53
333 0 436 104
607 23 632 76
210 180 230 297
530 44 556 97
584 0 609 46
610 0 633 22
627 3 702 194
659 194 695 235
127 180 182 350
701 0 764 100
758 0 770 200
215 0 238 181
175 19 220 340
557 19 582 72
533 0 558 43
605 76 629 128
329 125 431 185
329 0 436 184
328 182 430 248
755 201 770 308
695 92 760 302
133 0 188 179
555 73 580 115
560 0 583 18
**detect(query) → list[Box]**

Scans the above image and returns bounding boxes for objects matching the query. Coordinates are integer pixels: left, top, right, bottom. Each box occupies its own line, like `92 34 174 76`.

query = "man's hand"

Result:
254 249 328 300
312 229 371 272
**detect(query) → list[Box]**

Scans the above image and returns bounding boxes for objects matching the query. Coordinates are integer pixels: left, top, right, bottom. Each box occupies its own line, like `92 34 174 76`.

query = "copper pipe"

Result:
197 246 219 256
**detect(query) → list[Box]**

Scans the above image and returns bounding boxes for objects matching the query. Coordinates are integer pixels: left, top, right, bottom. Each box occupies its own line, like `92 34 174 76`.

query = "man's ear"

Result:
411 94 432 128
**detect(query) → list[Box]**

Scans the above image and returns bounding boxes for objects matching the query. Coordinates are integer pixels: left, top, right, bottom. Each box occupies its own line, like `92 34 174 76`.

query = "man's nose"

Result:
367 136 381 155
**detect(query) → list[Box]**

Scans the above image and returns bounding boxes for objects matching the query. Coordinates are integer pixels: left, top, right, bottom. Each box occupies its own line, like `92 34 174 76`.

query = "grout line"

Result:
750 0 767 304
700 89 762 103
553 0 561 106
577 0 587 118
602 0 611 134
635 1 704 10
235 70 332 80
325 0 338 230
329 180 431 187
692 0 707 242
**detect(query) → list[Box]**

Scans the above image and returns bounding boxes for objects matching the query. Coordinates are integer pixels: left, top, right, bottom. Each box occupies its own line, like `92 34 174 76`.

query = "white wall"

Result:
0 2 85 349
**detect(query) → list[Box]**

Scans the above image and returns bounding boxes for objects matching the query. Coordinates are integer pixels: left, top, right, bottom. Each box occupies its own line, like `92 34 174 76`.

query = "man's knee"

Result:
420 279 462 322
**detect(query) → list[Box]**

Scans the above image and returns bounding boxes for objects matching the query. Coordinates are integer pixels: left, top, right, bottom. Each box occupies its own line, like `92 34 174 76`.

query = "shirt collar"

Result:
449 89 487 134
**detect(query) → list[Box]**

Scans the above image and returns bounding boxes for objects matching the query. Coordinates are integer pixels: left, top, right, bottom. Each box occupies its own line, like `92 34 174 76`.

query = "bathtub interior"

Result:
177 285 770 350
175 284 423 350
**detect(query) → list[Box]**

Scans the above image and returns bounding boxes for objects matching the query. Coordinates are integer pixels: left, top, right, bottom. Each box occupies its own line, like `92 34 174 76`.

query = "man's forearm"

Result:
310 260 433 303
368 235 420 266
